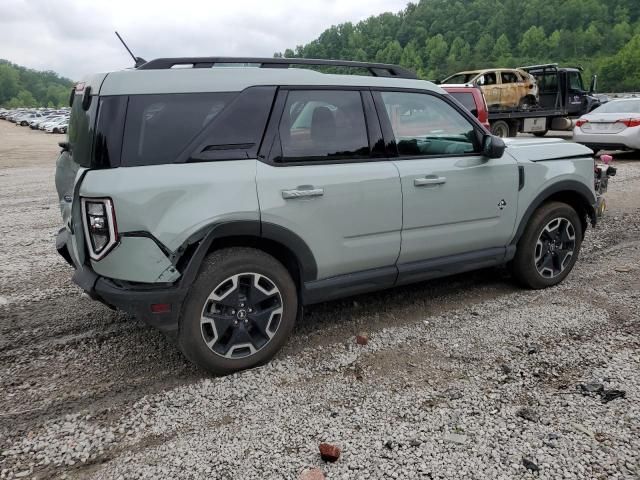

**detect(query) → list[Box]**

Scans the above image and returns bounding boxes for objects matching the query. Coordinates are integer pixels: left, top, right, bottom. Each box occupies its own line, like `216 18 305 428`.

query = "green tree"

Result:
448 37 472 70
519 26 547 58
0 63 20 104
492 34 512 65
375 40 403 65
474 33 494 64
424 34 448 79
7 90 37 108
400 41 423 73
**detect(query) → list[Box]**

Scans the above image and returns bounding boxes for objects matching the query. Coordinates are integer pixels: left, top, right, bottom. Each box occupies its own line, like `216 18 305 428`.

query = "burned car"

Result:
442 68 538 110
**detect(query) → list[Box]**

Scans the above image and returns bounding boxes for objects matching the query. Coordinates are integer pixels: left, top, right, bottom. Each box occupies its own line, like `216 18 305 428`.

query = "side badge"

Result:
498 199 507 210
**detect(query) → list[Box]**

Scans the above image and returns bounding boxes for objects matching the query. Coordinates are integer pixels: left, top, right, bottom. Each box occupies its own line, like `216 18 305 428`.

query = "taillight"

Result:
576 119 588 127
81 197 118 260
618 118 640 128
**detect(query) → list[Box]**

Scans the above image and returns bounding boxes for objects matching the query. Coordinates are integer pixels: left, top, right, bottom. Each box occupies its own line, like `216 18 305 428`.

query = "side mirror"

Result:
483 134 506 159
589 74 598 94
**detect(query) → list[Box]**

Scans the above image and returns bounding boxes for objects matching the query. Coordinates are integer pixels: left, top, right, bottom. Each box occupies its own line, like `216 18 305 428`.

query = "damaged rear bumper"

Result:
56 229 184 332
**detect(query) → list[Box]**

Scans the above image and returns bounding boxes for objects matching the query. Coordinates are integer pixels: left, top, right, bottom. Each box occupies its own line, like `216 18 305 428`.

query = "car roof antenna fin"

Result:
115 31 147 68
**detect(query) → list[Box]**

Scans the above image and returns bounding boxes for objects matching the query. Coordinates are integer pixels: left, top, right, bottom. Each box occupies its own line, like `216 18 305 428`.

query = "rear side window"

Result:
277 90 370 162
449 92 478 118
477 73 497 86
121 93 234 167
535 73 558 93
68 93 98 168
501 72 519 84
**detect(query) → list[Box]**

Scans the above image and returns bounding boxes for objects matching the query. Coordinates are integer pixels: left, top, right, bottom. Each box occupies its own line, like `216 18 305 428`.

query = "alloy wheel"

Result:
200 272 283 359
534 217 576 278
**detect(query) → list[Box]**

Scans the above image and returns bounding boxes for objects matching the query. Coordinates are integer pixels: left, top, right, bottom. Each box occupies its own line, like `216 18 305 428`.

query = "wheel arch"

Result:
175 220 317 293
511 181 597 245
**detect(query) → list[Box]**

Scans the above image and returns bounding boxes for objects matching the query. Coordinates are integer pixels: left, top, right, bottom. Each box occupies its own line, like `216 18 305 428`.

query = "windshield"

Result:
592 99 640 114
442 73 478 84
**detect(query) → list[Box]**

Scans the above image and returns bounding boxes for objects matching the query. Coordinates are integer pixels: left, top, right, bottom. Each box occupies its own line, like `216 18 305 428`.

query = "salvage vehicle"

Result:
442 68 538 110
441 85 490 131
55 57 613 374
443 64 600 138
573 98 640 153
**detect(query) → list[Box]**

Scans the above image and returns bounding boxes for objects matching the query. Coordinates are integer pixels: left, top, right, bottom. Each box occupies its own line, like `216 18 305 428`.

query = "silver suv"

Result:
55 58 613 374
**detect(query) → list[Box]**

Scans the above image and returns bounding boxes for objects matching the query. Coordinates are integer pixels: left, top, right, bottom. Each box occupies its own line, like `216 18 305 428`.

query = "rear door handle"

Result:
414 176 447 187
282 187 324 199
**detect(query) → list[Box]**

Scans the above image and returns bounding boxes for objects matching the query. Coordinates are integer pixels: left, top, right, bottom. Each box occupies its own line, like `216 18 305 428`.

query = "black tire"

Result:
491 120 511 138
511 201 583 289
518 95 537 110
532 130 548 137
508 121 519 137
53 128 59 134
178 247 298 375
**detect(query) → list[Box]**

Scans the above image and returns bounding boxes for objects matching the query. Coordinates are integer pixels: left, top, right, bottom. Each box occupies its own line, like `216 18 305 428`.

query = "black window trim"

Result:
258 86 388 167
371 87 486 161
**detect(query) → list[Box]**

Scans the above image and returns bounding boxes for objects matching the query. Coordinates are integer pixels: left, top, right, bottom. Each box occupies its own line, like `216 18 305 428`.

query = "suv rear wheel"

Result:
511 202 583 289
178 247 298 375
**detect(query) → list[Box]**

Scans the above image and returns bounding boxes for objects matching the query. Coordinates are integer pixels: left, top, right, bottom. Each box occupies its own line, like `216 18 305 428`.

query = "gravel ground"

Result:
0 120 638 479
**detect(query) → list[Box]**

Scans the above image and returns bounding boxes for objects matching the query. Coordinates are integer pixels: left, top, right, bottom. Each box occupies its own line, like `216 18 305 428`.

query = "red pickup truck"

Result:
442 85 490 131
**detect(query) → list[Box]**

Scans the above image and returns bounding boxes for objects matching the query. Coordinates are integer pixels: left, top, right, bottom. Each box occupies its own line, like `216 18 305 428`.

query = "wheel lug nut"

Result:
248 308 253 313
240 303 245 308
231 310 236 315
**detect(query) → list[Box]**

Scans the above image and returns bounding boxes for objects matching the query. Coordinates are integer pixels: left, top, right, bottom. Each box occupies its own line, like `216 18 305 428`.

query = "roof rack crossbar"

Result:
519 63 559 71
137 57 418 79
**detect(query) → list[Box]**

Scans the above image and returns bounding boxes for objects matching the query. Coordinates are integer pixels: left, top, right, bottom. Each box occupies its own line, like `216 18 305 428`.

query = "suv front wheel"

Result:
511 202 583 289
178 247 298 375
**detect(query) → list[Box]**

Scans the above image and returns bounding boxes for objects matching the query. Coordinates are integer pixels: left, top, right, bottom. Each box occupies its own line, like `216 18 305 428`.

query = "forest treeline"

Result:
276 0 640 92
0 60 72 108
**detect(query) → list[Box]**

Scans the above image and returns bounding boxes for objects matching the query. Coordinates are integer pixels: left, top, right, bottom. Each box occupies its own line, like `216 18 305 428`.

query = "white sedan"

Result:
44 118 69 134
573 98 640 152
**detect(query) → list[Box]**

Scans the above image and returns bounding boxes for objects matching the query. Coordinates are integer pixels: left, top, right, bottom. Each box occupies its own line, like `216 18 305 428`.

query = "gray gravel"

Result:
0 122 639 479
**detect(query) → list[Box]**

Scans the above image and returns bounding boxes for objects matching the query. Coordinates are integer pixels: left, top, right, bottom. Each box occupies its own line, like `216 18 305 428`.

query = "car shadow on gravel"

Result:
287 266 518 354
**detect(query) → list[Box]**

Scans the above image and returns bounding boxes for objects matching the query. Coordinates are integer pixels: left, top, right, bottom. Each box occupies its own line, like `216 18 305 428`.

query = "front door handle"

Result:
414 176 447 187
282 187 324 199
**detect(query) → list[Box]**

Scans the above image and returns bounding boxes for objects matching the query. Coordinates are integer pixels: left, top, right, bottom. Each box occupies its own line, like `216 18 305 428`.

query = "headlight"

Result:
81 197 118 260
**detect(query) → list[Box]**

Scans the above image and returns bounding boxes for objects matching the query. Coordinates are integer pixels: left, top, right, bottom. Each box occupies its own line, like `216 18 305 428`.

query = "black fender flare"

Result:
176 220 318 290
511 180 597 245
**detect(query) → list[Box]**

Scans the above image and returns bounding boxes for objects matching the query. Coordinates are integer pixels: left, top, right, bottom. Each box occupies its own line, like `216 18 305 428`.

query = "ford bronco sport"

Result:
55 57 612 375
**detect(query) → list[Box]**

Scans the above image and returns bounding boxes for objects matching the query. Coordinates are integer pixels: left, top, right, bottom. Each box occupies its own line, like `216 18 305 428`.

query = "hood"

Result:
503 137 593 162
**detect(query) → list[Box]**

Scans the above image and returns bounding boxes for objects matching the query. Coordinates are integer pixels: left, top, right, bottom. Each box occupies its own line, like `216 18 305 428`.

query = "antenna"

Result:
115 31 147 68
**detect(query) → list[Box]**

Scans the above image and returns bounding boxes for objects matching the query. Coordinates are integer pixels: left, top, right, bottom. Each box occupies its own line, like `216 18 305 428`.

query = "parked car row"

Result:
0 107 70 134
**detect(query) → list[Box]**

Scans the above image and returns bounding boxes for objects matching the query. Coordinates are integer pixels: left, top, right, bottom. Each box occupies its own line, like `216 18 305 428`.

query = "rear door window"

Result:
277 90 370 162
501 72 519 84
477 73 497 86
121 92 234 167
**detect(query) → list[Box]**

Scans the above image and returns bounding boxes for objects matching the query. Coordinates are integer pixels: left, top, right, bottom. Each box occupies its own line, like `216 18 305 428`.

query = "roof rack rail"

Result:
519 63 559 71
137 57 418 79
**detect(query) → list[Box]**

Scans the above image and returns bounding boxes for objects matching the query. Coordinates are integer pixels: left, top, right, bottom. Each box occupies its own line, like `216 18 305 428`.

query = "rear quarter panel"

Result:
79 161 259 282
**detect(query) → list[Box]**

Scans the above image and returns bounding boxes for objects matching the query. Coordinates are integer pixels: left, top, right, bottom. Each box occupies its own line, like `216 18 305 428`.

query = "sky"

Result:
0 0 409 80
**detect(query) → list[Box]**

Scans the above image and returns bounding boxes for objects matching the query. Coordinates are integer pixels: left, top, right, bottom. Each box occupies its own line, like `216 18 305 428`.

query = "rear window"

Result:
449 92 478 118
68 93 98 168
121 93 234 167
